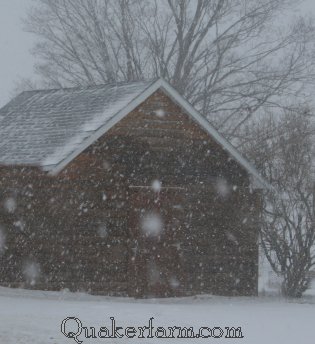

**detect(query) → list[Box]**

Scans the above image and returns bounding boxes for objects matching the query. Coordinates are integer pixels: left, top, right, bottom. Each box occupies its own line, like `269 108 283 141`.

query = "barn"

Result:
0 79 269 297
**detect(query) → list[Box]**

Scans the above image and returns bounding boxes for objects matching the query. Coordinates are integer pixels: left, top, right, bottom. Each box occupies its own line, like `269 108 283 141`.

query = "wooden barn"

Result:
0 79 269 297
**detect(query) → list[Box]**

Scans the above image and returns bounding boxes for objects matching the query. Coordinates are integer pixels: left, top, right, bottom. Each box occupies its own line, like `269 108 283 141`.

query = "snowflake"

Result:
154 109 165 118
0 227 5 254
215 178 230 197
141 212 163 237
4 197 16 213
169 276 180 288
23 262 40 286
151 180 162 192
97 224 108 238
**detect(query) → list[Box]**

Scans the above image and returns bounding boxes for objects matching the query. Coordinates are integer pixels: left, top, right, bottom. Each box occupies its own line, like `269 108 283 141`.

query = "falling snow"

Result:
147 260 160 286
154 109 165 117
151 179 162 192
141 212 164 237
215 179 230 197
3 197 16 213
13 220 25 231
102 161 111 170
23 262 40 286
0 227 5 254
225 231 238 245
97 224 108 238
169 276 180 288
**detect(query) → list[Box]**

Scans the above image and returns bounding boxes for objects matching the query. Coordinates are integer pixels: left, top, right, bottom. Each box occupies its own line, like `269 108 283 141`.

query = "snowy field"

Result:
0 287 314 344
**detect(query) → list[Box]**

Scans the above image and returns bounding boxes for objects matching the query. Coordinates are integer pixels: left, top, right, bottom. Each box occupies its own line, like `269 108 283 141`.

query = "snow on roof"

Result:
0 80 153 167
0 78 270 189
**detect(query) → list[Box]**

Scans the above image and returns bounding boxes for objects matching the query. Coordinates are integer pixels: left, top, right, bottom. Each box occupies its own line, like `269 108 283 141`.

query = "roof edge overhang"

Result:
43 78 271 190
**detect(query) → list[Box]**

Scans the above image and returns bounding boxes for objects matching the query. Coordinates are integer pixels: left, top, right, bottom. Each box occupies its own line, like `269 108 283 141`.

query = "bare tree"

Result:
24 0 315 136
11 78 39 98
242 108 315 297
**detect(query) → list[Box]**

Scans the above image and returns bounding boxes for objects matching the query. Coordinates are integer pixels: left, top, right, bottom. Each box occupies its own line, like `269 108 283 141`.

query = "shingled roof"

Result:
0 80 153 167
0 78 270 189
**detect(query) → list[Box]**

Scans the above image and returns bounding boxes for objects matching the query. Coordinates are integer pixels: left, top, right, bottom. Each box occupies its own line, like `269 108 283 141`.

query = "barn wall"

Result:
0 91 260 296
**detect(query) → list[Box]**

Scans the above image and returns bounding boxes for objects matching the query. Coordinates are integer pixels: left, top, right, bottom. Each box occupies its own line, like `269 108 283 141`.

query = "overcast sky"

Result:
0 0 35 107
0 0 315 108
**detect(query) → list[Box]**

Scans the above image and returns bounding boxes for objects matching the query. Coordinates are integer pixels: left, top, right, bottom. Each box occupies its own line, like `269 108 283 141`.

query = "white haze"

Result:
0 0 315 108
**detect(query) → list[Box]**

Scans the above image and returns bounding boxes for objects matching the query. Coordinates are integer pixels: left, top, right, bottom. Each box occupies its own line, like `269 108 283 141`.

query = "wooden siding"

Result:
0 91 260 297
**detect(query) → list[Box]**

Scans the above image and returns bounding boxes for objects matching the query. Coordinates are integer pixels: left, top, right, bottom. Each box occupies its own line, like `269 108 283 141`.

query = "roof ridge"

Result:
18 78 158 95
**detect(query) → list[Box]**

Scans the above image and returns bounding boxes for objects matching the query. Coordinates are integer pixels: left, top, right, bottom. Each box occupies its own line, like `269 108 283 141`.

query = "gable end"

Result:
43 79 269 190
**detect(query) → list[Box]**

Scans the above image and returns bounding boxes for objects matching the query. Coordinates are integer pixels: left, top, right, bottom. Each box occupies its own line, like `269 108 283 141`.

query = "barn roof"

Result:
0 78 270 189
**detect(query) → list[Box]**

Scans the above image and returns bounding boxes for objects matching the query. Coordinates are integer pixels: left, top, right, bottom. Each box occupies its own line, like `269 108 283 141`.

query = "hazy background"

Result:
0 0 34 107
0 0 315 108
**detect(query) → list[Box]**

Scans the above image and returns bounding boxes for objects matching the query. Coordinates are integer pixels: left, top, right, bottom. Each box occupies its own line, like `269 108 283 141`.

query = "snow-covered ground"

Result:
0 287 314 344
